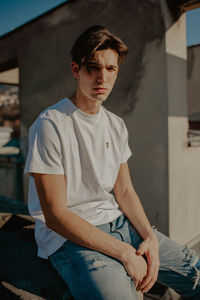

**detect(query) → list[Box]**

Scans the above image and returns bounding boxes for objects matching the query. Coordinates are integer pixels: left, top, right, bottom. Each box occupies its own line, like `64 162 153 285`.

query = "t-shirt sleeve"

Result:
121 121 132 164
24 118 64 176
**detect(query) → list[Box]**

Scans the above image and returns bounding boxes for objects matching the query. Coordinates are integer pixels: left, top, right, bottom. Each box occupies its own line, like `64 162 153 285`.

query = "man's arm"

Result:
34 173 147 286
113 162 160 293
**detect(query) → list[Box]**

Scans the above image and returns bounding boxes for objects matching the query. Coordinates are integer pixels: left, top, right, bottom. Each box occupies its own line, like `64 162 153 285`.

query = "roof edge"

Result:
187 43 200 48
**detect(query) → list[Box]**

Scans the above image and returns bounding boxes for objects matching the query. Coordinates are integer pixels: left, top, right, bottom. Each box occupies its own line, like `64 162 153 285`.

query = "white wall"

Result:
168 116 200 244
166 14 200 244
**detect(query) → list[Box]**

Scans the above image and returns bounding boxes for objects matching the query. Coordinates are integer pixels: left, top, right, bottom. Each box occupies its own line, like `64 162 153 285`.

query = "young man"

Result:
24 26 200 299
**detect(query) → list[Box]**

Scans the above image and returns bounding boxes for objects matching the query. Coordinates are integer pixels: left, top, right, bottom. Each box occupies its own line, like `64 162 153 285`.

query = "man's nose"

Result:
97 68 107 82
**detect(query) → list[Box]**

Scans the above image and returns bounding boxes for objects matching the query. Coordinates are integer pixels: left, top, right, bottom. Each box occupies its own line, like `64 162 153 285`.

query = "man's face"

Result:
72 49 119 103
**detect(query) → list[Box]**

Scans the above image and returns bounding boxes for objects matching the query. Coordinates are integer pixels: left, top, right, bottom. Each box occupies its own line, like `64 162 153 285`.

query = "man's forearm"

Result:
117 187 153 240
46 208 132 262
46 207 148 284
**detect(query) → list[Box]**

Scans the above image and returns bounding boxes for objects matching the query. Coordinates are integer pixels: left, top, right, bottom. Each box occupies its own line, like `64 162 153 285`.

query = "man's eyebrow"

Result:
87 62 118 68
87 61 100 66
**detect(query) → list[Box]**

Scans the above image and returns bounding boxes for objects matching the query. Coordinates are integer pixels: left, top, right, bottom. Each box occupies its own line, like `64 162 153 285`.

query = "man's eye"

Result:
107 67 116 71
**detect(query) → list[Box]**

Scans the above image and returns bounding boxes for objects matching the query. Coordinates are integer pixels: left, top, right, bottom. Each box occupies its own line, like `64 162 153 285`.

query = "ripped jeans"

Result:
48 214 200 300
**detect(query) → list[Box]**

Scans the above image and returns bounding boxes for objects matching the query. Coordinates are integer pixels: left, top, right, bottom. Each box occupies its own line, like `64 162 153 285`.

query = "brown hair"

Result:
70 25 128 68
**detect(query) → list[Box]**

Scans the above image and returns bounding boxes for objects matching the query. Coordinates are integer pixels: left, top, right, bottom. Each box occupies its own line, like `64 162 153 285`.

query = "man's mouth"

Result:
93 87 108 93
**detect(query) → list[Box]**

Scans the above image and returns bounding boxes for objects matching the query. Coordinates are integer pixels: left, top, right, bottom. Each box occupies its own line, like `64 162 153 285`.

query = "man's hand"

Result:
121 244 148 289
136 232 160 293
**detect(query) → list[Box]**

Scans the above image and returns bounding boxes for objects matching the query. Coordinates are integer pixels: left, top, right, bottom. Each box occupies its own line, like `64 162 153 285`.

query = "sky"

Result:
0 0 199 46
186 7 200 46
0 0 67 35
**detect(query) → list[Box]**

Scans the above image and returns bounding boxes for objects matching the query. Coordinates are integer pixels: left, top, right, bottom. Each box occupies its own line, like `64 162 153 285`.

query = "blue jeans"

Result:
49 214 200 299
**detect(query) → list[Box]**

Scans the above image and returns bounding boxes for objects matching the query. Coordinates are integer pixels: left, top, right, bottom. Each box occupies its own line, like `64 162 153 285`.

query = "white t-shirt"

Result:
24 98 132 259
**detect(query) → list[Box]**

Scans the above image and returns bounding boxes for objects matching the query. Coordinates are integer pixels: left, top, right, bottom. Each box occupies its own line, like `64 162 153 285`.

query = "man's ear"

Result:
71 61 80 79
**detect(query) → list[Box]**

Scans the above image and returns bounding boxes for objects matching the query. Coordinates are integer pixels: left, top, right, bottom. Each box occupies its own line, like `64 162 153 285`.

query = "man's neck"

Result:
69 93 101 115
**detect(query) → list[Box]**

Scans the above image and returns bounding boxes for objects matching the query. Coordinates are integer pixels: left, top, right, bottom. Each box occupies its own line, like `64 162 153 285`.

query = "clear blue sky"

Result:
0 0 199 46
0 0 67 35
187 8 200 46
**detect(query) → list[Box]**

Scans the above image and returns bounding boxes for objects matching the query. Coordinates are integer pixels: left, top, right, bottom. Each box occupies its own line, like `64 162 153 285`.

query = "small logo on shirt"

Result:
106 142 109 148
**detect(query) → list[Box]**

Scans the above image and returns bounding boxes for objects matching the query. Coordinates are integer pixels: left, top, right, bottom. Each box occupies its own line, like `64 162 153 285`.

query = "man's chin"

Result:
91 94 108 102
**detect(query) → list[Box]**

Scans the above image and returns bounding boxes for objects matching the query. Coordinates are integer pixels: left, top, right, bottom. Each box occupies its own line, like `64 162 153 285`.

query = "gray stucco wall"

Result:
0 0 173 235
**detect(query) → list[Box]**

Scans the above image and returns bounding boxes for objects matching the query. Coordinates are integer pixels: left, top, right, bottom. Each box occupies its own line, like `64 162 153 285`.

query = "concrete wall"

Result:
0 0 199 243
166 14 200 244
0 0 170 234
